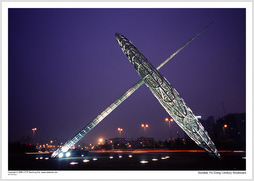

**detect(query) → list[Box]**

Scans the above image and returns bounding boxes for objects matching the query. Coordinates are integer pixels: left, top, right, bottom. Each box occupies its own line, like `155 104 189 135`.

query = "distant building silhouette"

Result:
215 113 246 142
107 137 155 149
137 137 154 145
109 137 127 144
20 136 32 145
184 113 246 150
199 116 216 140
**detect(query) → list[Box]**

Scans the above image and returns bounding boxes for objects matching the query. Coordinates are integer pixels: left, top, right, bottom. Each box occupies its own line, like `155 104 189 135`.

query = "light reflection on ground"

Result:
10 150 246 170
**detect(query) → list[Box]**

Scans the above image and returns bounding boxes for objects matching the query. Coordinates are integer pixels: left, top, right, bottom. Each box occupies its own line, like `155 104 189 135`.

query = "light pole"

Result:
165 118 173 140
117 128 123 137
98 138 103 145
32 128 37 145
32 128 37 136
223 124 228 139
141 124 149 138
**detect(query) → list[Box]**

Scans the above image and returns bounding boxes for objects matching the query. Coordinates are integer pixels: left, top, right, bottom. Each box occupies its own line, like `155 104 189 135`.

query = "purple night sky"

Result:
8 8 246 145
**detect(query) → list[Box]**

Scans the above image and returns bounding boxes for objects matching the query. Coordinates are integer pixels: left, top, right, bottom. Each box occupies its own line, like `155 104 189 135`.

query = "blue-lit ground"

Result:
9 150 246 170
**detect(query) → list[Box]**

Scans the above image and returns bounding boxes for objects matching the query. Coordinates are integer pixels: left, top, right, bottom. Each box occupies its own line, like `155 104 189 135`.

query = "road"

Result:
9 150 246 170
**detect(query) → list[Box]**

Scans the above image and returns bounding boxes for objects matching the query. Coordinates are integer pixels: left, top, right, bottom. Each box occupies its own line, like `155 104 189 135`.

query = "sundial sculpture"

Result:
52 21 220 158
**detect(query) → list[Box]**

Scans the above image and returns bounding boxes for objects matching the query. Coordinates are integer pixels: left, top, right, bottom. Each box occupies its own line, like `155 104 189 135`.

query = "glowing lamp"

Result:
65 152 71 157
58 153 64 158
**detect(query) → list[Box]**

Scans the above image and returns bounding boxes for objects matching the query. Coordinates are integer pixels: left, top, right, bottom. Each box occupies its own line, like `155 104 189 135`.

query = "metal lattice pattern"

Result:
51 22 215 158
115 33 220 158
51 79 144 158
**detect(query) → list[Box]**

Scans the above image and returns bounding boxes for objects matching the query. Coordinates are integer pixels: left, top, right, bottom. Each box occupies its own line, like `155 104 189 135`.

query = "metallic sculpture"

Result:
51 22 214 158
115 32 220 158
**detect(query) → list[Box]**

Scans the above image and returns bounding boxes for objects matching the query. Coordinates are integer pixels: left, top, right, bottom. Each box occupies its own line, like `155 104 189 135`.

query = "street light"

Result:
223 124 228 138
98 138 103 145
32 128 37 136
222 124 228 139
223 124 228 132
32 128 37 145
141 124 149 138
117 128 123 137
165 118 173 140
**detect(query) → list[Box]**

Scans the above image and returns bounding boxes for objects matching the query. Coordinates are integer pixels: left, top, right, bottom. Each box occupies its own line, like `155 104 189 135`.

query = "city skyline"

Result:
8 8 246 145
19 113 245 147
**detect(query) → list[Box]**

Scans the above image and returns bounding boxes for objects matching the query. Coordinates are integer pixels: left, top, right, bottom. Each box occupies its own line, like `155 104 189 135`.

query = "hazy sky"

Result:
8 8 246 144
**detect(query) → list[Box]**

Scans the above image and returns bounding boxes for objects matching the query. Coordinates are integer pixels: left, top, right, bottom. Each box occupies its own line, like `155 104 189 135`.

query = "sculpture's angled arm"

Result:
156 21 215 70
115 32 220 158
51 22 214 158
51 79 144 158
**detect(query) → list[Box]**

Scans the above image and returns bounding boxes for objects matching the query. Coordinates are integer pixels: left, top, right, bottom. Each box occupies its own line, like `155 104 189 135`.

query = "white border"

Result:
2 1 252 180
245 3 253 180
2 1 9 180
1 1 253 8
